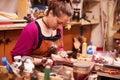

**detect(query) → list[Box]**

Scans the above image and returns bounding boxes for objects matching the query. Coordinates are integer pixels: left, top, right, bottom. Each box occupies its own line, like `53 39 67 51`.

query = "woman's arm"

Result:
58 27 64 51
11 21 38 57
57 27 68 58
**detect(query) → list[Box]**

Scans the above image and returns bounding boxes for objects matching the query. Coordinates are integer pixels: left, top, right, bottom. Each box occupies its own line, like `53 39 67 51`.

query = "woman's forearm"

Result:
33 58 43 65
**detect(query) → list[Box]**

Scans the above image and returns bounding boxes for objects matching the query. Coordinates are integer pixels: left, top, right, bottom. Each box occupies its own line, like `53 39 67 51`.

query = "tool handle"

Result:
1 57 12 73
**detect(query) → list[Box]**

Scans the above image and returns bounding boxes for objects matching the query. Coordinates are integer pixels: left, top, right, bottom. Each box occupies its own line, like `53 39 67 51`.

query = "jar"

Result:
73 62 90 80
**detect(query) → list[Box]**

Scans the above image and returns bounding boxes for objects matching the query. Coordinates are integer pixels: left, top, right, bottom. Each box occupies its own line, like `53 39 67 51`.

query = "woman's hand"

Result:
58 51 68 58
42 58 53 67
33 57 53 67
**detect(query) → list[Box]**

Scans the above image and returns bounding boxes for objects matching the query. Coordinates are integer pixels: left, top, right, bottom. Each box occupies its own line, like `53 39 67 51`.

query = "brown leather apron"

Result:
31 21 62 57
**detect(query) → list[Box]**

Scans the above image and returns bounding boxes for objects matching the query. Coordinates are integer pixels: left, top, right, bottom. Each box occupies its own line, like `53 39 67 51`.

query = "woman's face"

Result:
48 11 71 30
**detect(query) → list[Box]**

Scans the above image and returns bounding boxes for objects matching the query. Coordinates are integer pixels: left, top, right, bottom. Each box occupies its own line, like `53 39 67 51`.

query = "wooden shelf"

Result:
0 23 27 30
70 21 81 25
71 18 99 26
81 18 99 25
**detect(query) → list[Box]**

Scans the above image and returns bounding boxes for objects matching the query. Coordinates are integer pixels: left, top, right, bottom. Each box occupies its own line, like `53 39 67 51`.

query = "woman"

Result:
11 0 73 66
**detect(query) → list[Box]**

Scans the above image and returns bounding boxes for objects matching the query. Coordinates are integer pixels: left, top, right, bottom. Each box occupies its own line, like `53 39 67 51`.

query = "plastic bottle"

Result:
82 37 87 58
87 41 93 55
44 66 51 80
87 41 96 55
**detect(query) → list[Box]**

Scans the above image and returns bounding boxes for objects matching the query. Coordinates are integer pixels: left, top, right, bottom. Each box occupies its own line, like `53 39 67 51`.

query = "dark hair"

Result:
46 0 73 17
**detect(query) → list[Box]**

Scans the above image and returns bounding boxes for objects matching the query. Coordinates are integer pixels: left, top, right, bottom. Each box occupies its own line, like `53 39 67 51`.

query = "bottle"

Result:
82 37 87 58
1 57 15 79
87 41 96 55
44 66 51 80
87 41 93 55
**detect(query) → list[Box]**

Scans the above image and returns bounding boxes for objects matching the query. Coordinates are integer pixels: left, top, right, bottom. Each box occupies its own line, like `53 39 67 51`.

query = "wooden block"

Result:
17 0 28 18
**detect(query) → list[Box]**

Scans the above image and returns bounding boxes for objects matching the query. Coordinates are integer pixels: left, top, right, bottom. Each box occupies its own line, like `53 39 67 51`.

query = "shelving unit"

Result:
71 0 100 25
63 0 101 51
81 0 100 25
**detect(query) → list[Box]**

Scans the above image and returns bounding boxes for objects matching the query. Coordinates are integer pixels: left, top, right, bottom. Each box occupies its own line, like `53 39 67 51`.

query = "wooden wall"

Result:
63 25 92 50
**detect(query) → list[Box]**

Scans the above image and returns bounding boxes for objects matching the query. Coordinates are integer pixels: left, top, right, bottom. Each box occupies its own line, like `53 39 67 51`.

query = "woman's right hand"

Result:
33 57 53 67
33 58 42 65
42 58 53 67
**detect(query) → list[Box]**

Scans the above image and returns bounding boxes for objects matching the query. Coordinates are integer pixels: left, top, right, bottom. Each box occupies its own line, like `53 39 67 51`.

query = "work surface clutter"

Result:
0 50 120 80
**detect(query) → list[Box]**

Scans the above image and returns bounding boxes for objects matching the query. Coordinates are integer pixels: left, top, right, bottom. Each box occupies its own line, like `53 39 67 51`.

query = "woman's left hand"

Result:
58 51 68 58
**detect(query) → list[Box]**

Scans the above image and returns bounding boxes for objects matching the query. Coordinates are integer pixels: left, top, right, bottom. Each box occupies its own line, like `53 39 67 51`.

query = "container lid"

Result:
73 62 90 68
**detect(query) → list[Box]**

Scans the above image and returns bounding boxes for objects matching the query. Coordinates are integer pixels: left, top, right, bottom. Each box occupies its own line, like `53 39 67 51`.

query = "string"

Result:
42 18 53 37
42 18 49 29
